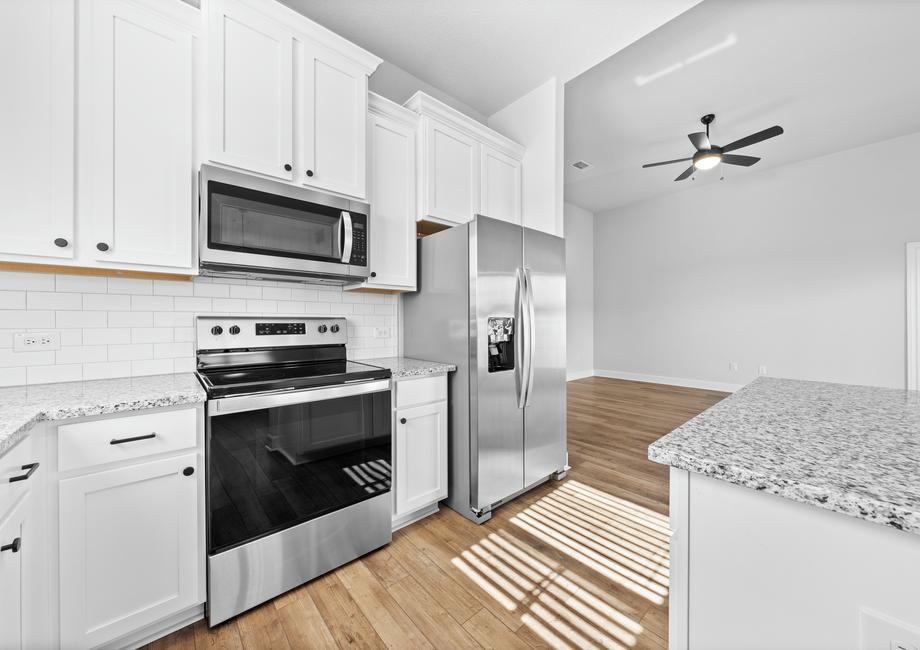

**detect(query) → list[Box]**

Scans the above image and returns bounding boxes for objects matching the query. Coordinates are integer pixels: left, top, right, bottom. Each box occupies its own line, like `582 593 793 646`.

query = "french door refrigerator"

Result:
403 215 567 523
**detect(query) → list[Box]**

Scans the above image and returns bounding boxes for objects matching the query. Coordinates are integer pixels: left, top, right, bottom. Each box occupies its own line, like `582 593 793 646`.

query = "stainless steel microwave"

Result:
198 164 370 284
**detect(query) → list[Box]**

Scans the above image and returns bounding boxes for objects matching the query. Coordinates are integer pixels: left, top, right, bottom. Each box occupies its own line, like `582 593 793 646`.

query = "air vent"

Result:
572 160 592 170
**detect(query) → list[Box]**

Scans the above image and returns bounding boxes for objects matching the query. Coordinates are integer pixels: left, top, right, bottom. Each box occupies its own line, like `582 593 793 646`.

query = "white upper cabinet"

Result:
208 0 379 198
347 94 418 292
80 0 199 271
481 145 522 225
0 0 75 260
406 92 524 227
301 46 368 198
208 0 293 181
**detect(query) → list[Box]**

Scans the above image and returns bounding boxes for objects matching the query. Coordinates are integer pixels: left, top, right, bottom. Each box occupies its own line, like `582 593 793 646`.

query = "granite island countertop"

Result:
0 373 206 458
649 376 920 536
360 356 457 380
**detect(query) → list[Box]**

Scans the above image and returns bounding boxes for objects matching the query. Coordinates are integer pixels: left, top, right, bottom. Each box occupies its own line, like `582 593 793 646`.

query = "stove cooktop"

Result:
197 359 390 398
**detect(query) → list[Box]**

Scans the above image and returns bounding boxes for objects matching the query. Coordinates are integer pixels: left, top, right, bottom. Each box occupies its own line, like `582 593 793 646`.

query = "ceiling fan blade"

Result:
721 154 761 167
642 157 692 168
721 125 784 153
688 132 710 150
674 165 695 181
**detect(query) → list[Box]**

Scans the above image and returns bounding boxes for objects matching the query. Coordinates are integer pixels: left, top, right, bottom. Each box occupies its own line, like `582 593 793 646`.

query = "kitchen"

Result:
1 0 919 649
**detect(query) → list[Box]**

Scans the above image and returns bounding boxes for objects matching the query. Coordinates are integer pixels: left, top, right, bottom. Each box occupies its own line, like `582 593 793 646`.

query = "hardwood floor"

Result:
148 377 726 650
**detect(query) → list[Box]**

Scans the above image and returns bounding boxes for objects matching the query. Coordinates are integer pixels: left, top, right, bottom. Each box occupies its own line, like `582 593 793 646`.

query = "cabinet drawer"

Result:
0 435 36 521
58 408 198 472
395 375 447 408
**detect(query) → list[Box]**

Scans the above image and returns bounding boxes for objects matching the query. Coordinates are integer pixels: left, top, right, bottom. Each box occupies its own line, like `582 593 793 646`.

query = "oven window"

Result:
207 181 344 263
207 390 391 555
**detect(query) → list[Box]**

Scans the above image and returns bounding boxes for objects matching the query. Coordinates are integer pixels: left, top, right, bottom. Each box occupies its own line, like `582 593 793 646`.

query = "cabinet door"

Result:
364 112 416 289
0 0 74 259
480 146 522 225
301 45 367 198
81 0 197 271
0 498 25 650
422 119 480 224
59 453 199 650
209 0 293 180
394 401 448 516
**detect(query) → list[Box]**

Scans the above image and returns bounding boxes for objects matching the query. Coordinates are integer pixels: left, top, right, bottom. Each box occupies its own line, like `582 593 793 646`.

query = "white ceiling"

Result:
564 0 920 214
279 0 700 116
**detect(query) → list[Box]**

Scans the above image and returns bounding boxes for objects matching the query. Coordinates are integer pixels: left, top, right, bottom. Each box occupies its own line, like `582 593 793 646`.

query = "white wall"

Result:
0 272 398 386
488 78 565 236
594 132 920 390
370 61 487 124
564 202 595 380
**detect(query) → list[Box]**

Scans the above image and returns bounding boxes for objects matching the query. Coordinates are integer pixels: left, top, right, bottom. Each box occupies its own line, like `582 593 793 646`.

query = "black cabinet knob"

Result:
1 537 21 553
283 163 292 172
229 325 240 335
400 418 407 425
183 467 195 476
96 242 110 252
370 272 377 278
211 326 223 335
306 169 314 177
54 238 68 248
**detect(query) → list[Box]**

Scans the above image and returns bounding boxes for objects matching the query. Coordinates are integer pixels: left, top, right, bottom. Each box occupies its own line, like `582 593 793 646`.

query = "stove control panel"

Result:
196 316 348 351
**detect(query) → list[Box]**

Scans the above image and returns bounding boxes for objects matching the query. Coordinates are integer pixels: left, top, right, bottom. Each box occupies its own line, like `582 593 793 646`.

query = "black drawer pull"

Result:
110 432 157 445
9 462 39 483
183 467 195 476
1 538 21 553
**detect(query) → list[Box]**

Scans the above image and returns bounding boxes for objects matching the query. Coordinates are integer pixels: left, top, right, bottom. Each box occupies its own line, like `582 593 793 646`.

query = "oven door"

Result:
206 379 391 555
199 164 369 279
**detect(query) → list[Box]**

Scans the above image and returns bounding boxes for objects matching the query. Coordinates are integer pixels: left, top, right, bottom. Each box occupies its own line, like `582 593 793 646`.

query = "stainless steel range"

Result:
195 316 392 625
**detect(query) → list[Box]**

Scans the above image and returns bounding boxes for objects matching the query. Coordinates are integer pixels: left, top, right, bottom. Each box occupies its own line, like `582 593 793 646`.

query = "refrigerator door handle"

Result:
523 267 537 407
515 267 527 409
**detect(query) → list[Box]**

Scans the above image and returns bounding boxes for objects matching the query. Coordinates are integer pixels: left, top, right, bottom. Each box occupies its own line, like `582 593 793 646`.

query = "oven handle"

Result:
340 211 353 263
210 378 390 415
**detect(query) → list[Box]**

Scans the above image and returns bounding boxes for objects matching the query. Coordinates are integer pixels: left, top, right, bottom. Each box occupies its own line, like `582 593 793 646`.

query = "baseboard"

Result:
566 369 595 381
594 369 743 393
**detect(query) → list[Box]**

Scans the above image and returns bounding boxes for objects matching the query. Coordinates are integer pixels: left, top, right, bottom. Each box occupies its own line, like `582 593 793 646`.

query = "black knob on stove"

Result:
229 325 240 335
330 324 340 333
211 326 223 335
318 324 328 333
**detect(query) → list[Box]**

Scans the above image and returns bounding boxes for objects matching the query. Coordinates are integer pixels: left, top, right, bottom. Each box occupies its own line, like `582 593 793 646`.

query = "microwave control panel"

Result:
350 221 367 266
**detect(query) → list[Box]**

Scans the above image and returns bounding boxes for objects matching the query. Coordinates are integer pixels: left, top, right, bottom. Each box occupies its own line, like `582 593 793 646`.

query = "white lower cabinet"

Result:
59 452 200 649
392 375 449 528
0 497 26 650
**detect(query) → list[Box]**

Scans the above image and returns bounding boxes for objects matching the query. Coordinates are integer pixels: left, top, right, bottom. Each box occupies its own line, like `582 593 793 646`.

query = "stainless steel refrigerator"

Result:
403 215 567 524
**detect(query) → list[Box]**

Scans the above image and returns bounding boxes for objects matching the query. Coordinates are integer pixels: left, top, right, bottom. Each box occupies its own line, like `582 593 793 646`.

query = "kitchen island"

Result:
649 377 920 650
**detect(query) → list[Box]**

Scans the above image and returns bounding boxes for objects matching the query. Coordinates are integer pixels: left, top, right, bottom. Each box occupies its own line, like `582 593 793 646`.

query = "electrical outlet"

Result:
374 327 391 339
758 365 768 376
728 361 739 372
14 331 60 351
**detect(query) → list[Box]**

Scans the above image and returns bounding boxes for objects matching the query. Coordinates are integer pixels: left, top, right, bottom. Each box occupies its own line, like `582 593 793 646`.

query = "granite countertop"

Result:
362 357 457 380
649 376 920 536
0 373 206 458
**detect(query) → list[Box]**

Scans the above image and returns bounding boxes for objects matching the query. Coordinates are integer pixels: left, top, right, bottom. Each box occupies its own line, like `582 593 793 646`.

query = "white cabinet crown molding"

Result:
404 91 524 160
369 92 419 129
224 0 381 74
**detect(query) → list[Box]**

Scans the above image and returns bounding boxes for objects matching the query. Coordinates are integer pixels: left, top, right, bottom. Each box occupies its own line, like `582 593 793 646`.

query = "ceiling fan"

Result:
642 114 784 181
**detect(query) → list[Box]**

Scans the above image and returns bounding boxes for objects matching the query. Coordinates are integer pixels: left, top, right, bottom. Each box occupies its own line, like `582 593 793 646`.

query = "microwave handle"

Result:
340 211 353 263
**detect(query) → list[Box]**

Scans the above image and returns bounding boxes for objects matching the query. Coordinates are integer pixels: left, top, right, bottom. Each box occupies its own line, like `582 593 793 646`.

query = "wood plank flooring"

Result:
148 377 727 650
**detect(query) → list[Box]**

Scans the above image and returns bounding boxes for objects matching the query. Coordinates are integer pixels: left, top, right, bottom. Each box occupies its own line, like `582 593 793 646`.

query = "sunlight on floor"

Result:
450 479 671 648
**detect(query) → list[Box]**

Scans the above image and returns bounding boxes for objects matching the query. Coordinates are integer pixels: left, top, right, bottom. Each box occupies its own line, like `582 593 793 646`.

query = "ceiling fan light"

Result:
693 153 722 170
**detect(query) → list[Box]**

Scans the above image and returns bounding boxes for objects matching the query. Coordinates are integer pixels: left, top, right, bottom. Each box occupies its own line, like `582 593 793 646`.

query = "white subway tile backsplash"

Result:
27 292 83 310
83 293 131 311
0 272 399 385
56 275 107 293
108 311 154 328
108 277 152 294
55 310 107 328
0 291 26 309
